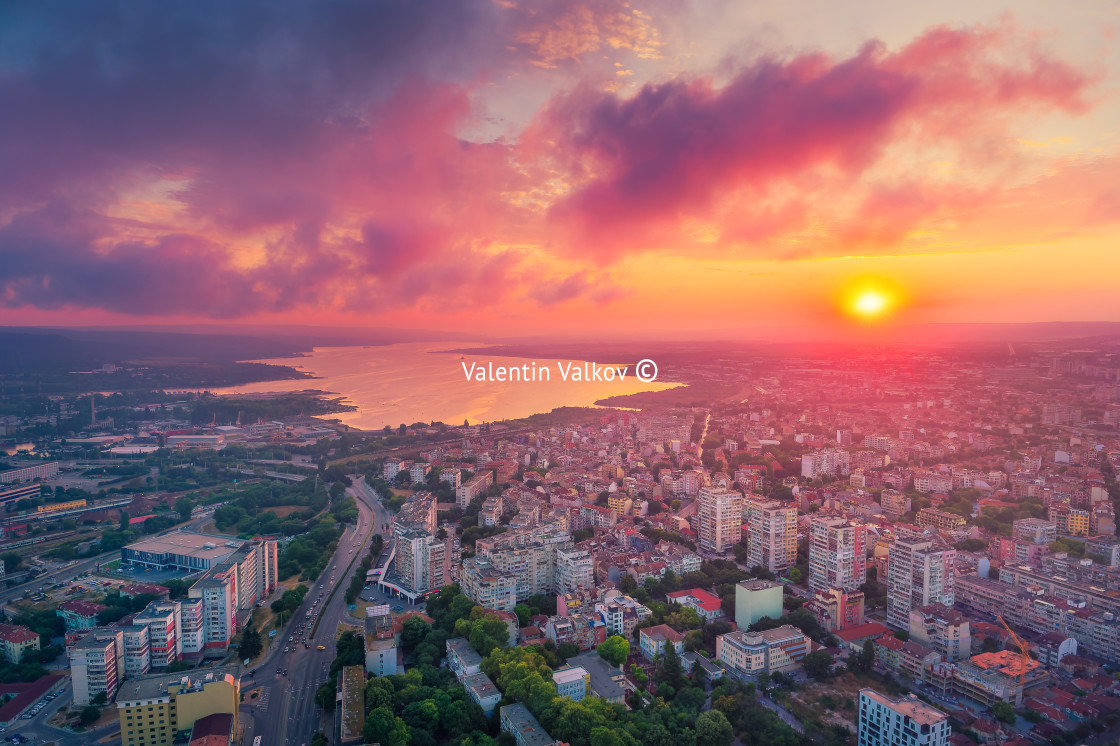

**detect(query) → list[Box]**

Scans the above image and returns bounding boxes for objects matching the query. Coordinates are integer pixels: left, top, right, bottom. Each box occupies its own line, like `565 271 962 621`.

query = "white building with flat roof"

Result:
858 689 950 746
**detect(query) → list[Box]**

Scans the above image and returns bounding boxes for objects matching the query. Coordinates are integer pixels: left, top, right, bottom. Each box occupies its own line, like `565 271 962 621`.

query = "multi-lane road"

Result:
241 476 391 746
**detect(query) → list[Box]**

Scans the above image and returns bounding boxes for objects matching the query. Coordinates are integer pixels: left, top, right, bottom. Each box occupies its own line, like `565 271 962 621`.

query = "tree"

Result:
514 603 531 627
788 567 803 584
315 682 336 711
659 644 685 690
239 627 262 660
802 650 833 679
175 496 194 521
311 733 329 746
80 705 101 725
597 635 630 668
92 691 108 706
695 710 734 746
991 701 1017 724
893 630 910 642
364 706 410 746
619 575 637 594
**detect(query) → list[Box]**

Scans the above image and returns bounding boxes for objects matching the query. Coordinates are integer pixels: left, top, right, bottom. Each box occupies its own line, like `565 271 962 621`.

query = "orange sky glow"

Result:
1 1 1118 339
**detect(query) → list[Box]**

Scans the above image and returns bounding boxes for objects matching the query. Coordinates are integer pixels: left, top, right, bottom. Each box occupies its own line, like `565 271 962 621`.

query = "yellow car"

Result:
316 645 326 651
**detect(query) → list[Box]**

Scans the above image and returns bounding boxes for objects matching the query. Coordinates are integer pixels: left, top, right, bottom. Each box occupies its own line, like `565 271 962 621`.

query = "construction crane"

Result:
997 615 1032 701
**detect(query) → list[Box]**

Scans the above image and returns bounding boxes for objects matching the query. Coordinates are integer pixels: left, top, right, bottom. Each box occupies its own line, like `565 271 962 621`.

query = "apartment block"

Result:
716 625 809 676
907 604 970 662
178 598 205 658
500 703 554 746
809 517 867 593
857 689 950 746
555 545 594 595
697 486 744 555
456 472 494 508
188 569 236 654
553 666 590 701
116 666 239 746
395 528 454 595
117 623 152 679
735 580 784 629
594 594 652 637
1012 518 1057 545
915 509 966 532
886 536 956 629
744 498 798 573
461 557 518 612
70 629 123 705
639 624 684 661
0 624 40 663
133 600 182 667
805 587 865 632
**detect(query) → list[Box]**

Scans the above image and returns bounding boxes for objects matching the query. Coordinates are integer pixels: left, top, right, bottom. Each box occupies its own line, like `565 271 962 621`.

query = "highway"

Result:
241 476 390 746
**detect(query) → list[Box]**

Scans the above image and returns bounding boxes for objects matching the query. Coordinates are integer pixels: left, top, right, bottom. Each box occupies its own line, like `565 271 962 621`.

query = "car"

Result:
317 645 326 650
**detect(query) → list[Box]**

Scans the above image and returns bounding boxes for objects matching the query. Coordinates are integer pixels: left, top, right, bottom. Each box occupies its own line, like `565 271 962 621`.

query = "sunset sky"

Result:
2 1 1119 338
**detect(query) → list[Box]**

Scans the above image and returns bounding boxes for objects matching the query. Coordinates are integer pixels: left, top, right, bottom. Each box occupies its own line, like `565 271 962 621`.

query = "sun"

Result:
852 290 890 318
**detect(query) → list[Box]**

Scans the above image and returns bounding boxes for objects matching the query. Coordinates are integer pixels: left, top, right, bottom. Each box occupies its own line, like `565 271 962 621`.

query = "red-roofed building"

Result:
128 514 156 525
0 624 39 663
188 712 234 745
0 674 63 725
834 621 891 653
120 583 170 600
639 624 685 661
665 588 723 621
57 599 108 631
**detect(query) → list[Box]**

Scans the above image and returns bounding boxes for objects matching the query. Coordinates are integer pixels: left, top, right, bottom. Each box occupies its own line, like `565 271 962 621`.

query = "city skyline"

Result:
2 1 1118 337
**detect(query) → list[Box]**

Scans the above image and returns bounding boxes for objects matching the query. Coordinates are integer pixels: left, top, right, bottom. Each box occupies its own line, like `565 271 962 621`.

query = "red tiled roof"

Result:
0 624 38 645
0 674 63 724
834 622 891 642
57 600 108 617
641 624 684 643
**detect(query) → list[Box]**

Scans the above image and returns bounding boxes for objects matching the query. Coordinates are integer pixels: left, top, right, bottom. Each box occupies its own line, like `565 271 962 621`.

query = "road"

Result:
241 476 385 746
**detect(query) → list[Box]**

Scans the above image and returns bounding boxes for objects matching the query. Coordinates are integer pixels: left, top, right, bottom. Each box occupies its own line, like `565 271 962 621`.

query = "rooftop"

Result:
861 688 949 726
0 624 39 645
58 599 108 617
116 666 239 704
124 531 243 561
967 651 1043 677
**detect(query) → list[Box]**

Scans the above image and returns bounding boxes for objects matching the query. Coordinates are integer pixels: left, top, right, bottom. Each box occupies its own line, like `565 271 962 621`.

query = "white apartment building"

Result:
556 546 594 595
809 517 867 594
801 449 851 479
133 600 182 667
744 498 798 573
395 528 454 595
886 536 956 629
697 487 744 555
461 558 519 612
117 623 152 679
189 569 237 653
857 689 950 746
70 629 123 705
179 597 205 658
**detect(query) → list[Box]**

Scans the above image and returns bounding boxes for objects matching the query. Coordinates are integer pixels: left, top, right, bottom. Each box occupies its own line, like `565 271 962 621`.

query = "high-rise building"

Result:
395 528 454 595
188 568 237 653
116 666 240 746
744 498 798 573
116 623 151 679
857 689 950 746
697 487 744 555
734 580 783 630
908 604 970 662
70 629 124 705
461 558 518 612
809 517 867 594
133 600 182 667
179 597 205 658
886 536 956 629
556 546 594 594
